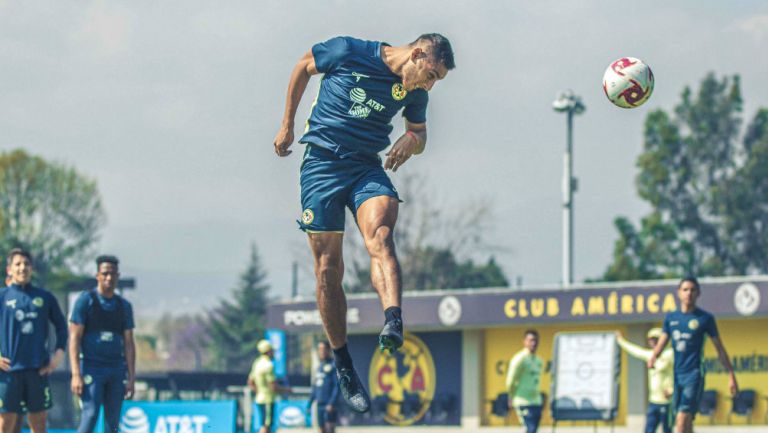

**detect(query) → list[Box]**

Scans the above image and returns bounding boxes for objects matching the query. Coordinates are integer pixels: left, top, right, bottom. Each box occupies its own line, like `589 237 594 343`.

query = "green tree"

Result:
603 74 768 280
0 149 105 284
206 243 270 371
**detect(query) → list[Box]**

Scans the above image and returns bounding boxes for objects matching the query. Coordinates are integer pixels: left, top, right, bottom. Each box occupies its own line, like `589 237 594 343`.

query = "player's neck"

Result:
381 45 411 78
680 303 696 313
97 286 116 298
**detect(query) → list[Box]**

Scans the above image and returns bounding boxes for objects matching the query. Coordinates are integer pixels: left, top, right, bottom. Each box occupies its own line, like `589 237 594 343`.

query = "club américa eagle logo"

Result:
301 209 314 225
369 332 436 426
391 83 407 101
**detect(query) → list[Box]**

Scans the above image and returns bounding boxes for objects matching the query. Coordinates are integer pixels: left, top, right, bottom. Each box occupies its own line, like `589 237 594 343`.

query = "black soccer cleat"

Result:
378 318 403 354
337 367 371 413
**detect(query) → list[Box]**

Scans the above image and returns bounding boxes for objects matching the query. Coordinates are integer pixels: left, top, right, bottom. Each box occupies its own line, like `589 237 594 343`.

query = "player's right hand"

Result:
274 126 294 157
71 375 84 396
0 357 10 371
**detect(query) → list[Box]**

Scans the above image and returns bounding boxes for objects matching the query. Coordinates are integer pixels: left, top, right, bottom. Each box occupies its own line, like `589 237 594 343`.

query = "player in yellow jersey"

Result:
616 329 673 433
506 329 543 433
248 340 290 433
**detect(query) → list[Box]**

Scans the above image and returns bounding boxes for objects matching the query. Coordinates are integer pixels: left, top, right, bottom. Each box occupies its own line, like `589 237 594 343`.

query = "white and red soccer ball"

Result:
603 57 654 108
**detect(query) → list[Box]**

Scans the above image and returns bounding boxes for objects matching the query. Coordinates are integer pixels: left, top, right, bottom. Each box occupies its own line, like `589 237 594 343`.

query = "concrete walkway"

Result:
287 426 766 433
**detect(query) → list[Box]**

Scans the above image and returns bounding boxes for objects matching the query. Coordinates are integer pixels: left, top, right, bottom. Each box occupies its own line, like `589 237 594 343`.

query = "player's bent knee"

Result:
364 226 395 257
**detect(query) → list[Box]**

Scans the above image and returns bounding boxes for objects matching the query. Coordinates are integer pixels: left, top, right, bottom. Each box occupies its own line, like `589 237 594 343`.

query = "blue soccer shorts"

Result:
298 144 399 232
673 371 704 417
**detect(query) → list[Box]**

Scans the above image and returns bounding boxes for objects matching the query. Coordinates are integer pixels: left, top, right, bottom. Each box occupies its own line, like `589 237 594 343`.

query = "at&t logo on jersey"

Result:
348 88 386 119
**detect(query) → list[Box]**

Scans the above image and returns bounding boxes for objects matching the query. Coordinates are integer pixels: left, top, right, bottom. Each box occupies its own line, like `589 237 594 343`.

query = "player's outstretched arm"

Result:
384 120 427 172
274 50 319 157
711 336 739 396
647 332 669 369
615 331 652 362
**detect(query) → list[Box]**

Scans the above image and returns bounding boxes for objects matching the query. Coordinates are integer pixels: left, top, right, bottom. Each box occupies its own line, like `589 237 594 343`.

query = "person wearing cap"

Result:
248 340 290 433
616 328 673 433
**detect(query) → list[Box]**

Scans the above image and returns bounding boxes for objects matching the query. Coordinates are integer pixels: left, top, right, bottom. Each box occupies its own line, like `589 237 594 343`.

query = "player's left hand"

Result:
274 126 294 157
385 132 420 172
728 373 739 397
0 357 11 371
125 379 135 400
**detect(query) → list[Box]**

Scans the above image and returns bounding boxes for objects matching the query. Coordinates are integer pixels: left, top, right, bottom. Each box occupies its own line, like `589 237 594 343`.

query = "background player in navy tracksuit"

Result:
273 34 455 413
69 255 136 433
648 277 739 433
0 248 67 433
308 342 339 433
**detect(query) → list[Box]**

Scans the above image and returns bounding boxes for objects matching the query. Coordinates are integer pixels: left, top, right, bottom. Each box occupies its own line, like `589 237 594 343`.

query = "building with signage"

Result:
266 276 768 429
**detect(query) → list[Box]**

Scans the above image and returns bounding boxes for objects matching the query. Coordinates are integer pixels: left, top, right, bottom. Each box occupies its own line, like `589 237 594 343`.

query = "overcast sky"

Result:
2 1 767 319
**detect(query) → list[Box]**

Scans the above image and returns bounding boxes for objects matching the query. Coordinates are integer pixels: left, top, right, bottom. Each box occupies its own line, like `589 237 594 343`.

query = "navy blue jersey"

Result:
70 290 134 368
299 36 429 158
0 284 67 371
309 359 339 405
663 308 718 376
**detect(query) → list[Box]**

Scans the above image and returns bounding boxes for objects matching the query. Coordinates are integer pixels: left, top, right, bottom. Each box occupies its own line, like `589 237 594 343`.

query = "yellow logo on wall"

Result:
369 332 436 426
391 83 408 101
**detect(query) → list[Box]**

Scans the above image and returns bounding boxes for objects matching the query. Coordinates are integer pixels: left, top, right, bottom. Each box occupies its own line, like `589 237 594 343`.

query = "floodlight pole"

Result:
553 91 585 288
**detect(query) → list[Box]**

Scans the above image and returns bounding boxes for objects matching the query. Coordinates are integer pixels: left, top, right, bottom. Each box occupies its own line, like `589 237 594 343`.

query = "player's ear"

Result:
410 47 424 62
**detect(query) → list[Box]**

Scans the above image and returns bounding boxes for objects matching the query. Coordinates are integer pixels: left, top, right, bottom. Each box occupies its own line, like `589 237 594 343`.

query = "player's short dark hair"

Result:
678 276 700 291
524 329 539 339
6 248 32 267
96 255 119 270
318 340 331 350
413 33 455 70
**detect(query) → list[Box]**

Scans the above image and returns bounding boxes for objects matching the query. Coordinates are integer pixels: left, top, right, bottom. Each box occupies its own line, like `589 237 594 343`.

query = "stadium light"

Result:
553 90 585 288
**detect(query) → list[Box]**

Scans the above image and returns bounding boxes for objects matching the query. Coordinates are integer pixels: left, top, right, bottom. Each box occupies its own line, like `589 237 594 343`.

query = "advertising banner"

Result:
267 280 768 332
265 328 287 378
252 400 310 430
97 401 236 433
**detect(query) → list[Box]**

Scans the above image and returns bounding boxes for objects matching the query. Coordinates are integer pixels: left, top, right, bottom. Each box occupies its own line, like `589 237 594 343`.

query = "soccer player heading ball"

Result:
273 34 455 412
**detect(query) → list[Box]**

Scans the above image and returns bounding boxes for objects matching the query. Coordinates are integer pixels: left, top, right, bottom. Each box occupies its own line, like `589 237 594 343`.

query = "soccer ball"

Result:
602 57 654 108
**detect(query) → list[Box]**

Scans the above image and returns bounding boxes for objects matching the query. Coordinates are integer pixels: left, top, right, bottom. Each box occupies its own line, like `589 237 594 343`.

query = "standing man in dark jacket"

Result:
0 248 68 433
308 342 339 433
68 255 136 433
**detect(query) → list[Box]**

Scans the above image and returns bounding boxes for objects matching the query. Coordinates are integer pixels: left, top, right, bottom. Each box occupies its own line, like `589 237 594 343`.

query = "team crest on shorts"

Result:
688 319 699 330
391 83 407 101
83 375 93 385
32 297 44 307
302 209 314 225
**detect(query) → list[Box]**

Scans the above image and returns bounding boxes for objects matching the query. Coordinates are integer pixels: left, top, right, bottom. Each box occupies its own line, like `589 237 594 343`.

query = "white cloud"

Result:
75 2 133 56
737 14 768 41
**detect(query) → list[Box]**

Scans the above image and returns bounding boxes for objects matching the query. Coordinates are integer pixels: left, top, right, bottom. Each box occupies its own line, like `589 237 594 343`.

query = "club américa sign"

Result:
267 279 768 332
